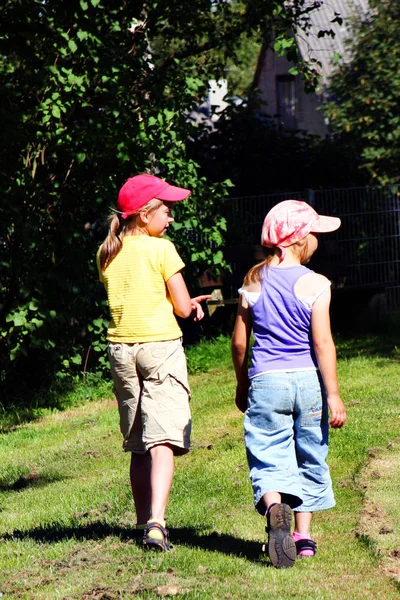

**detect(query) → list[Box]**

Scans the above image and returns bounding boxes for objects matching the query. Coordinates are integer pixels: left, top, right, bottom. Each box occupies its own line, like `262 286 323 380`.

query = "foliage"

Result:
189 100 364 196
224 31 261 97
323 0 400 185
0 0 325 403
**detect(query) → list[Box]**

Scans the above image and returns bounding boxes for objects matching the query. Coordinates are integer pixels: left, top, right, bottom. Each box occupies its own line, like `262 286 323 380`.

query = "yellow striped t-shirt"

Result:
97 236 185 343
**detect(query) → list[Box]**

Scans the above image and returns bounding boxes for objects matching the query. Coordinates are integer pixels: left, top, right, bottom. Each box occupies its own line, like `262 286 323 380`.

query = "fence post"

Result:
304 188 315 207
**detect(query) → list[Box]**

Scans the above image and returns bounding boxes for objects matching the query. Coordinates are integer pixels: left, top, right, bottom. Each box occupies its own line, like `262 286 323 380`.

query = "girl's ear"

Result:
138 209 149 224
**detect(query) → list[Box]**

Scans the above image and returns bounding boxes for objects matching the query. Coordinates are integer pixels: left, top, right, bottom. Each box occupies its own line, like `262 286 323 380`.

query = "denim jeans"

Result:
244 370 335 513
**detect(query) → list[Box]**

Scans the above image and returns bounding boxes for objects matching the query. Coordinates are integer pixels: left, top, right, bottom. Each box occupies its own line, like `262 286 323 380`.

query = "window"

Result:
276 75 296 129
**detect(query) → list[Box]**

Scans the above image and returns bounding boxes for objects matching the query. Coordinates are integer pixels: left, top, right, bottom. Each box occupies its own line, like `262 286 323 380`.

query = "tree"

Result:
323 0 400 185
189 100 363 197
0 0 324 403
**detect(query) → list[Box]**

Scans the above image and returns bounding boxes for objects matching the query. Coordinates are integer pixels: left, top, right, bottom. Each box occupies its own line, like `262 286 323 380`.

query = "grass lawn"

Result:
0 335 399 599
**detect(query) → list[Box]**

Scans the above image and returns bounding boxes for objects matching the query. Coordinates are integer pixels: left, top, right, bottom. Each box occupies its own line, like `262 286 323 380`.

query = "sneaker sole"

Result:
267 503 297 569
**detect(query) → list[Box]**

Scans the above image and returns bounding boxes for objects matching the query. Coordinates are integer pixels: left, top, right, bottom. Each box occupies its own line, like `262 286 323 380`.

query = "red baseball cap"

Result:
117 174 191 219
261 200 341 261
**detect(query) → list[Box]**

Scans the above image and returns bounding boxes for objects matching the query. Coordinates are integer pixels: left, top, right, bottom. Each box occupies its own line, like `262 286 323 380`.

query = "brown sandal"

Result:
143 522 172 551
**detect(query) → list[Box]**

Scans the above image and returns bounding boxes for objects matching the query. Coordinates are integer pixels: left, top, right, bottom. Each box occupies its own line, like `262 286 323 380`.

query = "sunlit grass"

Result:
0 336 399 598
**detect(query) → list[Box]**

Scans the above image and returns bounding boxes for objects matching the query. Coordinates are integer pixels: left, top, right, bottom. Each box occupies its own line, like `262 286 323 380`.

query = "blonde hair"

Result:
99 198 163 272
243 252 275 285
243 236 310 285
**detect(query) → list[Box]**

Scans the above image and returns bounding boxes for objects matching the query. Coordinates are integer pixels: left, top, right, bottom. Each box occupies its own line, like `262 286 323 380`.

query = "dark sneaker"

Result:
266 503 297 568
143 522 172 552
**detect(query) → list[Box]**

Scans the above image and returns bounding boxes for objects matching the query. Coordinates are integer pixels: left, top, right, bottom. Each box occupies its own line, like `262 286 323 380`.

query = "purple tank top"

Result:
249 265 318 378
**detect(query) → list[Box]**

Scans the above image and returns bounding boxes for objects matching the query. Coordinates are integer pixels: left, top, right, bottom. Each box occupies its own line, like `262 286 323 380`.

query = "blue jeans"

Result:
244 370 335 513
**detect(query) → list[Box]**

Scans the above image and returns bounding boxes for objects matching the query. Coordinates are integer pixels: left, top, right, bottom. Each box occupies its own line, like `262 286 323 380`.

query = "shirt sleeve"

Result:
238 287 260 307
297 281 331 310
161 239 185 281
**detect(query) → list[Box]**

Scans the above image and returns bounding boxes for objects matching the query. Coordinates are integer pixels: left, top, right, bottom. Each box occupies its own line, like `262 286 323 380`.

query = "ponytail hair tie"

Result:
109 207 126 219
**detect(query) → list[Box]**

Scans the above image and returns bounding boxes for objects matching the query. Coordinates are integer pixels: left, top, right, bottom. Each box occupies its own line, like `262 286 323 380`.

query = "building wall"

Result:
255 48 328 137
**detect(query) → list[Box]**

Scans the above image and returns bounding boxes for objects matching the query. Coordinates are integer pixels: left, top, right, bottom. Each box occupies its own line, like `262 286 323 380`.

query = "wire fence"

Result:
219 184 400 308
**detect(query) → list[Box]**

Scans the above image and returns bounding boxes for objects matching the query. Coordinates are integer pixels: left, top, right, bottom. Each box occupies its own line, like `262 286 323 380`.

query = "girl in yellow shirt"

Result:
98 174 209 551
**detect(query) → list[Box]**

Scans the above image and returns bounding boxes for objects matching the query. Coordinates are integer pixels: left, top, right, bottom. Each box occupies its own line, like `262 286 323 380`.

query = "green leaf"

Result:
10 346 20 361
52 105 61 119
31 318 44 328
171 222 183 230
77 30 88 41
80 0 89 10
68 39 78 53
13 315 26 327
218 217 227 232
76 152 86 163
164 109 175 121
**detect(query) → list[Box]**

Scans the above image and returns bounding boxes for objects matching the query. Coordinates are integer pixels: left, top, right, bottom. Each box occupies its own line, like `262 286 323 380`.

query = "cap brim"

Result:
311 215 341 233
155 183 191 202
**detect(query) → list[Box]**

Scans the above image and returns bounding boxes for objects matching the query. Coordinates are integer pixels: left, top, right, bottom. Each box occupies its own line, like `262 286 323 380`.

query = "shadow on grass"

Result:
1 522 267 564
334 332 400 360
0 472 68 492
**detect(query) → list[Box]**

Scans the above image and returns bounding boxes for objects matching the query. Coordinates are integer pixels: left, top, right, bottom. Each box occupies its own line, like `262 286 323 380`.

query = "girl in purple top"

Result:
232 200 347 569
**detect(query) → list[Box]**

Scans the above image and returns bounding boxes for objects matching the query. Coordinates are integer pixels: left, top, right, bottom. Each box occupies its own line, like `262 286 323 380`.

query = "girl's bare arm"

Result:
231 294 253 413
311 287 347 428
167 273 210 320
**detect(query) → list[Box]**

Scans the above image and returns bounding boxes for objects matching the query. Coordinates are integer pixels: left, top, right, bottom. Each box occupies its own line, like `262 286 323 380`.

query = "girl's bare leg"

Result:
149 444 174 524
263 491 282 512
130 452 152 524
294 511 312 534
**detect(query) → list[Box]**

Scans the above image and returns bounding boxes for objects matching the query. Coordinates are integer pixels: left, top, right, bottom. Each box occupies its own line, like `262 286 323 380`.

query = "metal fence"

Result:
219 185 400 308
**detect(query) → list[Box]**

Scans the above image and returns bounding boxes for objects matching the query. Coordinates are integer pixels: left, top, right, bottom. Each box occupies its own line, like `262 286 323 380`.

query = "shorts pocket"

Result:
299 386 326 428
247 381 293 431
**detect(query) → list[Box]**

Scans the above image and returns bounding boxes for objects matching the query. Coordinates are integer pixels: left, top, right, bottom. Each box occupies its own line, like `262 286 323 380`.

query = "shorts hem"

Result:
254 488 303 511
294 501 336 513
124 441 190 456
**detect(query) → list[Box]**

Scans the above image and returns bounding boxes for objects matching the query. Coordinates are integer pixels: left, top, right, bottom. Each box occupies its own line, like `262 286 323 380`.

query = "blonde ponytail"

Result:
99 213 123 272
243 247 276 285
99 198 164 272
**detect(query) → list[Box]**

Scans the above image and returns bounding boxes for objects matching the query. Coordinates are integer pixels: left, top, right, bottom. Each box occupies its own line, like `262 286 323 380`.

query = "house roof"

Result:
295 0 371 85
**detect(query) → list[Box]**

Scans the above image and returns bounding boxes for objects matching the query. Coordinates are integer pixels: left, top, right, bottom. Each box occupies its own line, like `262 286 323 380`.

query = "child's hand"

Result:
190 295 212 321
235 382 249 413
327 394 347 428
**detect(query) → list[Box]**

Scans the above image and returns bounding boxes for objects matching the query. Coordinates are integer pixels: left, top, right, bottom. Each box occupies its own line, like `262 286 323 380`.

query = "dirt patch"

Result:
78 573 190 599
80 587 124 599
358 440 400 582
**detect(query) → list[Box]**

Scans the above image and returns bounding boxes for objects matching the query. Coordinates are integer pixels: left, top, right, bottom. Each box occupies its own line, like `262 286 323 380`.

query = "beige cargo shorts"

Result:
108 338 191 454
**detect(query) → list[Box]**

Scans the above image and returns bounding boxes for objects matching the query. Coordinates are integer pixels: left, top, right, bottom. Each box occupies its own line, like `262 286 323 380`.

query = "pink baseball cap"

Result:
117 174 191 219
261 200 341 261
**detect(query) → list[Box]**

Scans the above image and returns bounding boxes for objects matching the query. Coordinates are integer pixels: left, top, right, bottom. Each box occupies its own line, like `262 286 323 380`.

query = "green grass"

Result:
0 335 399 598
